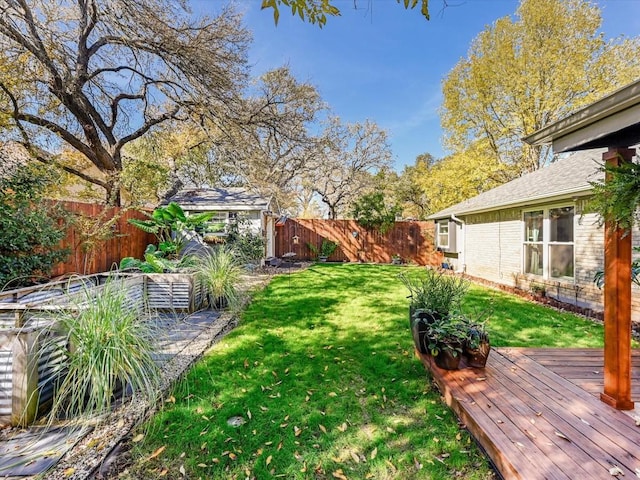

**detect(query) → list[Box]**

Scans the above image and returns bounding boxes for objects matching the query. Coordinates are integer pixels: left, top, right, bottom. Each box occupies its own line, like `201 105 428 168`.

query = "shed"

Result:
166 187 277 258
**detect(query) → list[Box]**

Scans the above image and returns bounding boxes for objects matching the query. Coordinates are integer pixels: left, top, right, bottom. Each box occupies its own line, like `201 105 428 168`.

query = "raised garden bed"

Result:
143 273 205 312
0 272 205 426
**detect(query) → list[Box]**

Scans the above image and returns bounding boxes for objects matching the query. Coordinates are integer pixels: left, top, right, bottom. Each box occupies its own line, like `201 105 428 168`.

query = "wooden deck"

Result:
418 348 640 480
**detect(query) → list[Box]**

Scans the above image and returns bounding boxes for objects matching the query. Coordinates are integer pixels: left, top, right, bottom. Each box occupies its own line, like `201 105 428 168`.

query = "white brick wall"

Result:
460 202 639 320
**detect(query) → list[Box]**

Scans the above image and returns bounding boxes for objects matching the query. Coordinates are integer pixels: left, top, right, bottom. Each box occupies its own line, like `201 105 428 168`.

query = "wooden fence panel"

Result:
275 219 443 266
50 201 155 277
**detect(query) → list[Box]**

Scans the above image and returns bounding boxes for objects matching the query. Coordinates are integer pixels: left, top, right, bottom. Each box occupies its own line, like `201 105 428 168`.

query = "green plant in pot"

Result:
425 314 468 370
307 239 339 262
464 321 491 368
399 270 469 354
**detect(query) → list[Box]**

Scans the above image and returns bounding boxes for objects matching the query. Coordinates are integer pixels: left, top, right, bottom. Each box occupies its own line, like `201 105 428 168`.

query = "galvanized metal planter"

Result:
0 274 148 426
144 273 205 312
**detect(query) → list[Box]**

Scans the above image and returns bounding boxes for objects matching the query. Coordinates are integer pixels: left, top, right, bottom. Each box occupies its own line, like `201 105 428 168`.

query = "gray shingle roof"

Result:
166 187 271 211
428 149 605 219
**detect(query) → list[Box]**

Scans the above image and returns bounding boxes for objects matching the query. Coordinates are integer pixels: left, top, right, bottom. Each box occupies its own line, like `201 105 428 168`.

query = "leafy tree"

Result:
233 67 327 210
0 145 69 288
351 191 401 235
441 0 640 176
310 118 392 219
261 0 430 27
148 67 326 212
391 153 436 219
0 0 250 205
418 140 514 213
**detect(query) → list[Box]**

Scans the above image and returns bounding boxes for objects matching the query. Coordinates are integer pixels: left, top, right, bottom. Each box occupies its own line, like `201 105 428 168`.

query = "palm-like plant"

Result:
128 202 212 258
593 246 640 288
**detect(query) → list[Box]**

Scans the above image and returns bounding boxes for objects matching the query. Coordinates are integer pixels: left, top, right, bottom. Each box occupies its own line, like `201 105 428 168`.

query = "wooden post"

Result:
600 147 635 410
12 329 40 426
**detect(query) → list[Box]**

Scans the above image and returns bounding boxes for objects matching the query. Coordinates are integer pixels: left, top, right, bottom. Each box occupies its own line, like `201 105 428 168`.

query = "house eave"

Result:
429 187 593 219
182 205 269 212
523 81 640 151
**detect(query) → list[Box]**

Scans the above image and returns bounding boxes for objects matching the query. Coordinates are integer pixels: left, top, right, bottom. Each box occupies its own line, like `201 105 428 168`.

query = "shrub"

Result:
195 247 243 310
0 162 69 288
225 217 265 264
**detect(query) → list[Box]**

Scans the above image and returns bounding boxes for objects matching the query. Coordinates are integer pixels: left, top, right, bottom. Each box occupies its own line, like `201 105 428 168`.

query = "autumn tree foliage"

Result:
441 0 640 176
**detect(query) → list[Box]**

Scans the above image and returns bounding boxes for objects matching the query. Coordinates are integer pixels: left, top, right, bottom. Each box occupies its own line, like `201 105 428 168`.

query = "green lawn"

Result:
123 264 607 479
462 284 605 348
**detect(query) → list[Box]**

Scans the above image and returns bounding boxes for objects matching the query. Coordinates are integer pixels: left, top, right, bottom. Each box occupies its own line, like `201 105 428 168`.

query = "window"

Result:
437 221 449 248
523 206 574 279
549 207 574 278
524 211 543 275
204 211 228 234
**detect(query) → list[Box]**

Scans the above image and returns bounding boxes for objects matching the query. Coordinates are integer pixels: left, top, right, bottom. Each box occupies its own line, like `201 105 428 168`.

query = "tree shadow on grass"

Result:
130 264 494 480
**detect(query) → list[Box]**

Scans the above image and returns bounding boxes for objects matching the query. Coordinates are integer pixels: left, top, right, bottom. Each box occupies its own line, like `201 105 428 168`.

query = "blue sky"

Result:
196 0 640 171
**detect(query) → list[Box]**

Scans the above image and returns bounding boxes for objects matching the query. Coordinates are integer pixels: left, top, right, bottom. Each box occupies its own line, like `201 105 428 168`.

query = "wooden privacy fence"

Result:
50 201 155 277
274 219 443 266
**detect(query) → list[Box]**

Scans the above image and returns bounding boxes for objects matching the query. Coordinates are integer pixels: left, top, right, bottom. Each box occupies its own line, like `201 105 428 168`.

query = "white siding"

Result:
463 209 521 285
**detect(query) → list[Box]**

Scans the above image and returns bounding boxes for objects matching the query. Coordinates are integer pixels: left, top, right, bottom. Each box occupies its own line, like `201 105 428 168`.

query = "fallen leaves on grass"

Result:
148 446 166 461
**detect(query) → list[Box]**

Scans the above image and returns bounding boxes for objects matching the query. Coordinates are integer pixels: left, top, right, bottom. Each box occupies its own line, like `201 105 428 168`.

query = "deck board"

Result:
418 348 640 480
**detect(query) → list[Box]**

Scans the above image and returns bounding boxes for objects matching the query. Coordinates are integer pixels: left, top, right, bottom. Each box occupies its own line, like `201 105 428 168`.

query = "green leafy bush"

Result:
225 217 265 264
307 239 339 260
0 162 69 288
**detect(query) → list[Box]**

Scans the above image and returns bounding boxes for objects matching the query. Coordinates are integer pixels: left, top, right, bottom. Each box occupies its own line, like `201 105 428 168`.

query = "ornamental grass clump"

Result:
399 268 469 319
45 278 160 420
196 246 243 310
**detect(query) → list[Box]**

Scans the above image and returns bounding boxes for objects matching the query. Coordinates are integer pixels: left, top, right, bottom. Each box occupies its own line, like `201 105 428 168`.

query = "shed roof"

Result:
428 150 604 219
166 187 271 212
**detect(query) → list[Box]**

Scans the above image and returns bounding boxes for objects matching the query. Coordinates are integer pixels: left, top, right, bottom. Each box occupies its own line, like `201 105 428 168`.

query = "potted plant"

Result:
399 269 469 354
425 315 468 370
463 321 491 368
307 239 339 262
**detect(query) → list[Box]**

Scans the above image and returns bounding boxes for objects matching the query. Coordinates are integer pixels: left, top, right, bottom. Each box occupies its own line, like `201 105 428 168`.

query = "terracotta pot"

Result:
464 327 490 368
464 346 490 368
